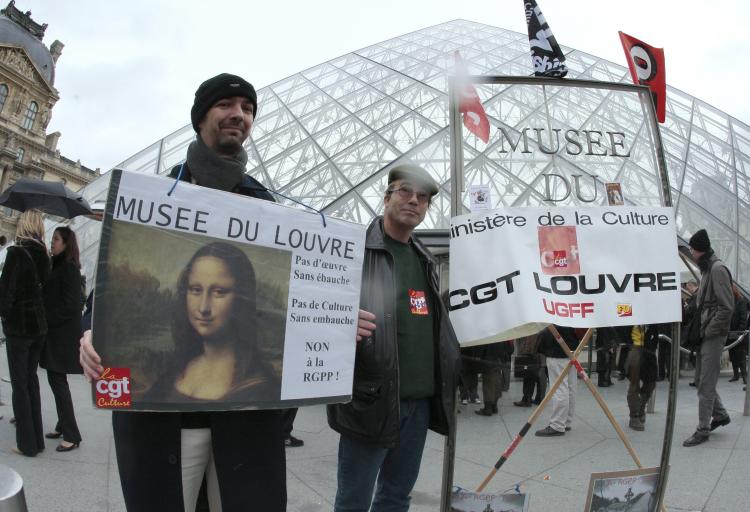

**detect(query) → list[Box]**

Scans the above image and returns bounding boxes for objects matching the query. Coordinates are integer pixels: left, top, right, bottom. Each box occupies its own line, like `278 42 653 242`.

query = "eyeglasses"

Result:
387 185 431 204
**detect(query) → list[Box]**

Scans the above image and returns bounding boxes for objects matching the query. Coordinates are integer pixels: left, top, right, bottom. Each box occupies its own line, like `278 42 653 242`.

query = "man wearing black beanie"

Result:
80 73 285 511
683 229 735 447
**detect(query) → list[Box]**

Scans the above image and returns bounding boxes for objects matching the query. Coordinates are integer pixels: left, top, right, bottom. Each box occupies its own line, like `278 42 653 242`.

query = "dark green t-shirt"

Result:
383 235 435 399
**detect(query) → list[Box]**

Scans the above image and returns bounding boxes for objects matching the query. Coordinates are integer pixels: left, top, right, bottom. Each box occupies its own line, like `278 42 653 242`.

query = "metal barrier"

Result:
657 330 748 354
0 464 27 512
658 331 750 417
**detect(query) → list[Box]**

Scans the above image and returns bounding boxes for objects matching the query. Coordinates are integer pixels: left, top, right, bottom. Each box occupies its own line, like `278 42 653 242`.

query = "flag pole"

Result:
440 75 465 512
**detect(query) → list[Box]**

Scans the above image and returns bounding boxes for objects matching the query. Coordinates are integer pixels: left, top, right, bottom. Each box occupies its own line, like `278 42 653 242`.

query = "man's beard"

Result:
215 134 244 155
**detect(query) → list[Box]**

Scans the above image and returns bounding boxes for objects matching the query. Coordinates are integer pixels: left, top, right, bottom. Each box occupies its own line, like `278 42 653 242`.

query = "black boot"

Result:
475 402 497 416
729 367 740 382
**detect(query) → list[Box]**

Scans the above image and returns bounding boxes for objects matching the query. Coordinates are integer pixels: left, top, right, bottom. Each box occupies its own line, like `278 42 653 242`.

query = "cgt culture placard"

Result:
92 170 366 411
449 206 681 345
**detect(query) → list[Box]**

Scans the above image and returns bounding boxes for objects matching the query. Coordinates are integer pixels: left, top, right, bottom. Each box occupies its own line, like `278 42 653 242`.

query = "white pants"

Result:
546 357 577 433
181 428 222 512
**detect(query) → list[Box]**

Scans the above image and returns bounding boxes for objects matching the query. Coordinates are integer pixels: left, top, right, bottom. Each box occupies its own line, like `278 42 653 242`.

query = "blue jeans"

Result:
334 399 430 512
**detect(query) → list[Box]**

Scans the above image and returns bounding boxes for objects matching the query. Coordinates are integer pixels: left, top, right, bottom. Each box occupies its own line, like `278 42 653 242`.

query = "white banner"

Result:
449 206 681 345
92 170 366 410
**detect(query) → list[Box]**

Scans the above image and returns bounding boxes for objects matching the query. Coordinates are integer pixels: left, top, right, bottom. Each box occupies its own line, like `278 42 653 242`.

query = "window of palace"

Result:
22 101 38 129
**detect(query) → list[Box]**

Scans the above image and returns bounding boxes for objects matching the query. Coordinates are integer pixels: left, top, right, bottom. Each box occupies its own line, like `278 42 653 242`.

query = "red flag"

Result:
619 31 666 123
454 51 490 143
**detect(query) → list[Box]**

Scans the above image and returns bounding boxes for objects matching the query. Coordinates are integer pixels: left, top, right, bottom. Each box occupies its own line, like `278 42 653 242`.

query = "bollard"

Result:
0 464 27 512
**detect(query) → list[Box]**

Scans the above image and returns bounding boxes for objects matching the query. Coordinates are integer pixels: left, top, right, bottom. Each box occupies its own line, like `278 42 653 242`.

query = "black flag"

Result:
524 0 567 77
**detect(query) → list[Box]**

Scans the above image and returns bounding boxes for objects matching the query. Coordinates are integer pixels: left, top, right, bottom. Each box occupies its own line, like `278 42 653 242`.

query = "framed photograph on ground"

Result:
450 487 529 511
583 466 661 512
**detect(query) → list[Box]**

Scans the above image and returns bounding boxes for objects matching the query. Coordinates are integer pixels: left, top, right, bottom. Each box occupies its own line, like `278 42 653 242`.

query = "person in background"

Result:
474 341 513 416
727 284 748 384
596 327 617 388
535 326 579 437
626 325 657 431
682 281 699 387
656 323 671 382
513 333 545 407
458 346 481 406
616 326 631 381
0 209 50 456
41 226 84 452
282 408 304 447
683 229 734 447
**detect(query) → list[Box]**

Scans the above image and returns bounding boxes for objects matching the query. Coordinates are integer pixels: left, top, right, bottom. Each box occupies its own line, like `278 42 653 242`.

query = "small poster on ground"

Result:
91 170 366 411
583 466 660 512
450 487 529 511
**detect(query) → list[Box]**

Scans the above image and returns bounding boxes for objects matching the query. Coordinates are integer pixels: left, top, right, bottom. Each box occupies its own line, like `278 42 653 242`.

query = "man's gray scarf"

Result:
185 136 248 192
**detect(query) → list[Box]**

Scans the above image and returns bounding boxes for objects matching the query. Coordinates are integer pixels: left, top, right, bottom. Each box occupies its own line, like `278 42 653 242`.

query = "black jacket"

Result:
730 296 748 332
110 164 286 511
327 217 461 447
0 239 49 337
539 326 579 358
41 254 84 374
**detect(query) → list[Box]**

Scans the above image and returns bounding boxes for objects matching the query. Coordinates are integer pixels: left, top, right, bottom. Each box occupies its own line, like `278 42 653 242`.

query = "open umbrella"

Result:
0 178 92 219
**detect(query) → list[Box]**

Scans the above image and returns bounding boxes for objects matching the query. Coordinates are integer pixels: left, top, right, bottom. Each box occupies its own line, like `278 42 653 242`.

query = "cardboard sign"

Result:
449 206 682 345
92 170 366 410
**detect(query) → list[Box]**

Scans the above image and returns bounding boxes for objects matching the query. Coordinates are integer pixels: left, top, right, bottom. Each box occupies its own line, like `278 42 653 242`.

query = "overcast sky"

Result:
26 0 750 172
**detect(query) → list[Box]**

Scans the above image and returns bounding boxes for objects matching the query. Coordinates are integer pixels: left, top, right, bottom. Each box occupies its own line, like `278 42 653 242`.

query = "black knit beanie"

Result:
688 229 711 252
191 73 257 132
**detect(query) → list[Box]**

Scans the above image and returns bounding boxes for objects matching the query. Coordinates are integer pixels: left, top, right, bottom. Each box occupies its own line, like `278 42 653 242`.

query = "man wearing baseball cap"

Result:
328 163 460 511
683 229 734 447
80 73 284 510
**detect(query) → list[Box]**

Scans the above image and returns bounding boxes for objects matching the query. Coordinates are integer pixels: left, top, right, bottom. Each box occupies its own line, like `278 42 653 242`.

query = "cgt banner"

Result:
92 170 366 411
448 206 681 345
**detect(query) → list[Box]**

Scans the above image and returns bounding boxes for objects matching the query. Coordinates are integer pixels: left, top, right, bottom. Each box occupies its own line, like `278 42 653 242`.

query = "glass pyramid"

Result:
66 20 750 293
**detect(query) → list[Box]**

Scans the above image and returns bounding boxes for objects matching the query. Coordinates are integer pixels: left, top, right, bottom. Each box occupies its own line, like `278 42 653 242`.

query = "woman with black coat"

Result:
41 226 83 451
0 209 50 456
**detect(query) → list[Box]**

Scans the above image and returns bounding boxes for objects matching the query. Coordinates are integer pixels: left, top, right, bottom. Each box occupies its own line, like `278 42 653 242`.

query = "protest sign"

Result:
448 206 681 345
92 170 366 410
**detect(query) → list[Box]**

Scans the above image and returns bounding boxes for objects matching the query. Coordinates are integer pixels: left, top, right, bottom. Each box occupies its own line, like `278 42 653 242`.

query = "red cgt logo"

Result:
617 304 633 317
552 250 568 268
95 367 132 409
